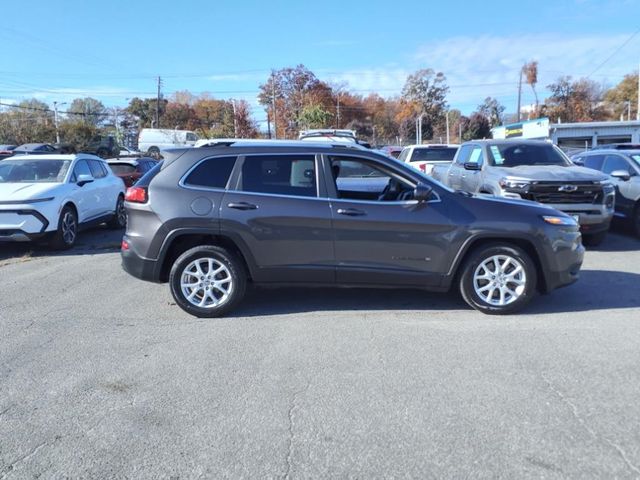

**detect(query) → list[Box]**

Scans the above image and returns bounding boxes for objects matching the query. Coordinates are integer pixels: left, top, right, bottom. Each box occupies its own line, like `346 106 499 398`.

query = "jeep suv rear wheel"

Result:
169 245 246 318
459 244 537 315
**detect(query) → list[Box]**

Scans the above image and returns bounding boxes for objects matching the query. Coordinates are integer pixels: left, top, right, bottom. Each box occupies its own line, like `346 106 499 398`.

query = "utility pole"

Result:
336 93 341 129
459 122 462 143
53 101 61 144
445 110 450 144
156 76 162 129
637 62 640 121
516 67 523 122
266 111 272 139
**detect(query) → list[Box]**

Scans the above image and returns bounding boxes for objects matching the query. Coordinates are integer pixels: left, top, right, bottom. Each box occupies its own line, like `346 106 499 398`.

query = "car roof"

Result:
581 149 640 155
3 153 103 161
409 144 459 149
464 139 553 146
15 143 48 149
107 157 155 165
192 139 369 151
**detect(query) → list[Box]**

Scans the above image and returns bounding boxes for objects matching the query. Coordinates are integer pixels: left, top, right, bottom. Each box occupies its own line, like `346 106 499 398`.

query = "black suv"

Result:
121 141 584 317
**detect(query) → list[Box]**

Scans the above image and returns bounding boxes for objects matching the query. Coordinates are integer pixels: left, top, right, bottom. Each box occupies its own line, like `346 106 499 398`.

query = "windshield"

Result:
109 163 137 175
0 159 71 183
411 147 458 162
487 143 570 167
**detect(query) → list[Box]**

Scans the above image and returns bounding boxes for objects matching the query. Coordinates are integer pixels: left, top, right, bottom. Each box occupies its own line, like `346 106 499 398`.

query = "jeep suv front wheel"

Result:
169 245 246 318
459 244 537 315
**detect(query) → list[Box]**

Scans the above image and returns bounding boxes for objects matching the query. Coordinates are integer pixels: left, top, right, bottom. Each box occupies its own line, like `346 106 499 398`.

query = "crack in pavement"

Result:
0 436 61 480
283 382 310 480
541 373 640 478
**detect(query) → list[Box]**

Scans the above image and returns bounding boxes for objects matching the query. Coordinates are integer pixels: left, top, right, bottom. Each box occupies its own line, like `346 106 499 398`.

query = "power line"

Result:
587 28 640 78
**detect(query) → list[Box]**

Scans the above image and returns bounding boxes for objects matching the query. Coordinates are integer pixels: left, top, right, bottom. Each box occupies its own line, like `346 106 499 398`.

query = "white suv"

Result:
398 144 459 175
0 154 126 249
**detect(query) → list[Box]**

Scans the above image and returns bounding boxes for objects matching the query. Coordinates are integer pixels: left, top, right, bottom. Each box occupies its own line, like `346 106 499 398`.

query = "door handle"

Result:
336 208 366 216
227 202 258 210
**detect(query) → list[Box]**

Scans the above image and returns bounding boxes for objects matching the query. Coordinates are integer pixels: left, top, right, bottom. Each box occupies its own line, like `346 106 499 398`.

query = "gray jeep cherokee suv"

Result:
121 141 584 317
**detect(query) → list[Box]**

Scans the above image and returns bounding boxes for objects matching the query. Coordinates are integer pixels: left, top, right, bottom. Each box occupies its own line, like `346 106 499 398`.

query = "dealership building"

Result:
492 118 640 148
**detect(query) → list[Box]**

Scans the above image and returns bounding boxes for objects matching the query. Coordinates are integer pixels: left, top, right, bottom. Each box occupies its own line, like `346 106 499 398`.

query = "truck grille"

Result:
521 182 603 204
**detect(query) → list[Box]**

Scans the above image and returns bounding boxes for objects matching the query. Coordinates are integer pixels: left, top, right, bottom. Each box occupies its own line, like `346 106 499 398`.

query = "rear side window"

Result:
240 155 316 197
110 163 137 175
184 156 236 189
88 160 107 178
583 155 605 171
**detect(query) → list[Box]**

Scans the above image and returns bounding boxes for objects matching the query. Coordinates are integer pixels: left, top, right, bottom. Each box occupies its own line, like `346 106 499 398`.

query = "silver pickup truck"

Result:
432 139 616 245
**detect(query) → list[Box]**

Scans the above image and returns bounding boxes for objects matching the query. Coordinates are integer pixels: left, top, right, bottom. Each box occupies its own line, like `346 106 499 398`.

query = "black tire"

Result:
107 195 126 229
459 243 537 315
148 146 160 159
96 147 109 159
49 205 78 250
582 230 607 247
169 245 246 318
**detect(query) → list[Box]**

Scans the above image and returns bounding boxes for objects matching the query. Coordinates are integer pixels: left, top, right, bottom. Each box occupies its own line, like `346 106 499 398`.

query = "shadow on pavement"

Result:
587 223 639 252
0 226 123 263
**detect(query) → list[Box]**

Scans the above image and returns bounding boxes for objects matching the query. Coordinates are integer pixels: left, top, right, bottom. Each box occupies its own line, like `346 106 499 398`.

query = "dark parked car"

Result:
0 144 17 160
82 135 121 158
12 143 61 155
107 157 158 187
572 148 640 236
121 141 584 317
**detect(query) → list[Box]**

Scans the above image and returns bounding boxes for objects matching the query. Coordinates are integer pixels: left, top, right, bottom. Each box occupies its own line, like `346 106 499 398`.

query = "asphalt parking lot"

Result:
1 226 640 478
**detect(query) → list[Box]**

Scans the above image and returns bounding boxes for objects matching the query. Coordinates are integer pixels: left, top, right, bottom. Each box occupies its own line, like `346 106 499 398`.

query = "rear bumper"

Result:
121 236 161 282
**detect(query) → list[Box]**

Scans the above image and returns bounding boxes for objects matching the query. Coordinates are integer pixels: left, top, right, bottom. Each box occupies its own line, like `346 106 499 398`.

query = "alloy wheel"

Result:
473 254 527 306
180 258 233 308
62 211 77 245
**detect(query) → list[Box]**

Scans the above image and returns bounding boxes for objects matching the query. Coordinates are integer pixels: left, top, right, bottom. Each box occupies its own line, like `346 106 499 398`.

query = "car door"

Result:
446 144 472 190
87 159 112 216
460 145 484 193
220 153 335 283
68 159 98 221
602 154 637 217
324 154 454 287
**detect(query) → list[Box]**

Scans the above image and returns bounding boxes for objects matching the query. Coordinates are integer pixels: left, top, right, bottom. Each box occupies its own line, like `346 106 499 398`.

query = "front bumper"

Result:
541 227 585 292
0 209 50 242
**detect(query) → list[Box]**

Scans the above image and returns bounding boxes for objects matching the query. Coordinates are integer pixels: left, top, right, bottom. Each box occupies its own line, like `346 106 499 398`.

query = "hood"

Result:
491 164 608 182
0 182 61 202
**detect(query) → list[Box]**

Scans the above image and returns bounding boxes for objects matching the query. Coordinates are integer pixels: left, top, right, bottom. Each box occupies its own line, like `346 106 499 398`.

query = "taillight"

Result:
125 186 148 203
121 239 130 251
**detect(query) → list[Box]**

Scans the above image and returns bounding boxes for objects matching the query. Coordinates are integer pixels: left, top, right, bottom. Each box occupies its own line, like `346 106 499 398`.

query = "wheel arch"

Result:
156 229 256 283
446 235 549 293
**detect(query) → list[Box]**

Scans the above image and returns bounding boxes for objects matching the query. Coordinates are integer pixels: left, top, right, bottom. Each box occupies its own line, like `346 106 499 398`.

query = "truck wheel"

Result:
582 231 607 247
169 245 246 318
459 243 537 315
96 147 109 159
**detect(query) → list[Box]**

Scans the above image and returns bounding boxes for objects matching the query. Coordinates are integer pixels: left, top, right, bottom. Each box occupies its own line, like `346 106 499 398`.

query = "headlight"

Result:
499 178 530 190
542 215 578 226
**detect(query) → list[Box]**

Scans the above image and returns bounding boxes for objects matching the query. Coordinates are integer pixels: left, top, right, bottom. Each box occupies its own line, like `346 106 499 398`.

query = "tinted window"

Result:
602 155 631 175
88 159 107 178
583 155 605 171
241 155 316 197
488 143 569 167
184 156 236 189
109 163 137 175
397 149 409 162
455 145 473 164
410 147 458 162
186 133 198 142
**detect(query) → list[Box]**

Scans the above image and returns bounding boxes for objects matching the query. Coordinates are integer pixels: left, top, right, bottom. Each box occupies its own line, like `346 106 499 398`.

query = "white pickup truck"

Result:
432 139 616 245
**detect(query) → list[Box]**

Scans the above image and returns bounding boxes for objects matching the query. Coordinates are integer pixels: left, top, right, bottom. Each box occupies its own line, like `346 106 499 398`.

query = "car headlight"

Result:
499 178 530 190
542 215 578 226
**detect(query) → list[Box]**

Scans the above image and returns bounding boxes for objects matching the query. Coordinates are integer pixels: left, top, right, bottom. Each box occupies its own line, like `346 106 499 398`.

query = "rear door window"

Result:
183 156 236 189
88 160 107 178
582 155 604 171
240 155 317 198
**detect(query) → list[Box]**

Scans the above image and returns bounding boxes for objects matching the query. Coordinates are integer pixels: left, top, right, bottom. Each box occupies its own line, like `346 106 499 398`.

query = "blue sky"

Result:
1 0 639 123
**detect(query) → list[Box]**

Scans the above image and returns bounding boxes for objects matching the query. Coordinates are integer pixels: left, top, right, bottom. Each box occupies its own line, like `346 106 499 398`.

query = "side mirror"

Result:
464 162 481 171
77 174 94 186
413 183 433 202
610 170 631 181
